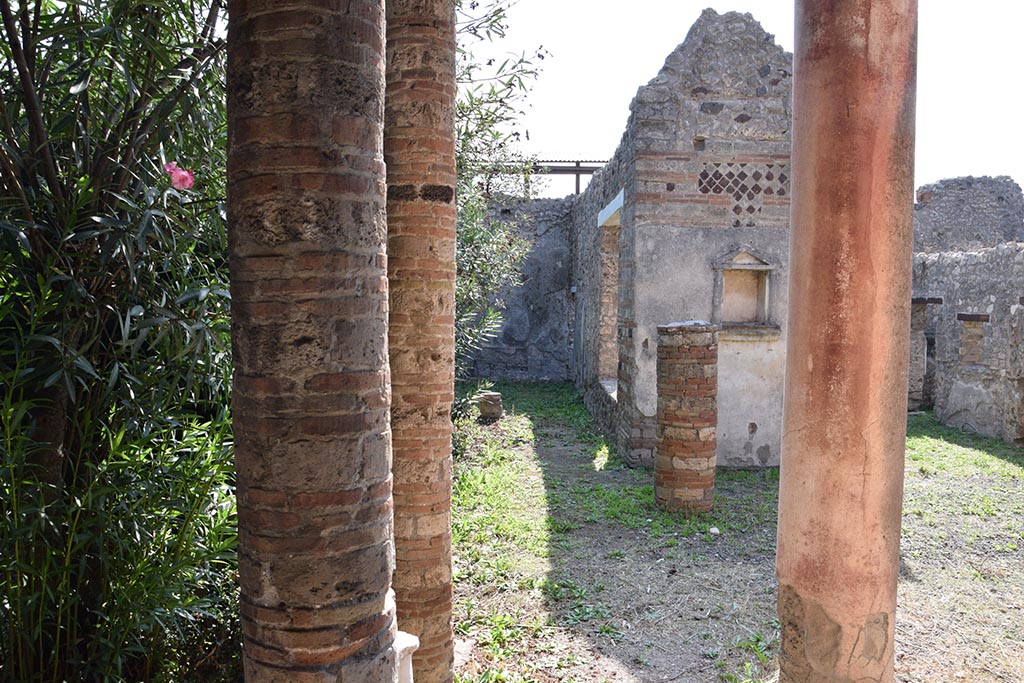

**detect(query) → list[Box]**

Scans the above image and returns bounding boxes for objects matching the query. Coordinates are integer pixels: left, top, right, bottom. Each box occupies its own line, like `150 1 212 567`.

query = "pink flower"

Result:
163 161 195 190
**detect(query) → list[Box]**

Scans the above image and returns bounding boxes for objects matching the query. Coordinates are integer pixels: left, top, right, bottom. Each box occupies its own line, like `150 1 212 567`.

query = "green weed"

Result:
906 413 1024 479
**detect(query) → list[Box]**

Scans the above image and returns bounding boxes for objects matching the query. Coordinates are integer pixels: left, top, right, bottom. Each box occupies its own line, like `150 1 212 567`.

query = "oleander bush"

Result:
0 1 236 679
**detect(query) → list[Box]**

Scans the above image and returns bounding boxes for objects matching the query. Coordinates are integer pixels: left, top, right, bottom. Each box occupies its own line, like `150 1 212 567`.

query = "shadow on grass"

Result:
897 411 1024 681
453 381 781 682
906 411 1024 474
453 386 1024 682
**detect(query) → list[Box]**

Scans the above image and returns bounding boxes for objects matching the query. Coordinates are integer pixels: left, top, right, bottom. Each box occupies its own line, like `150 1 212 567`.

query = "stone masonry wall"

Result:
568 111 642 463
489 10 793 468
557 9 793 468
913 243 1024 443
914 176 1024 253
626 10 792 467
471 198 575 381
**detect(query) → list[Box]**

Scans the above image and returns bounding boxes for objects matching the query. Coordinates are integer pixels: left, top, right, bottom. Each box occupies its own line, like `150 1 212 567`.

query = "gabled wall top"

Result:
643 9 791 100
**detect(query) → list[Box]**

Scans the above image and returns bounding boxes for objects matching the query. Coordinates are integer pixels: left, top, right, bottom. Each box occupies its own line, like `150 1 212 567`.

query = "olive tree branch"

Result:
0 0 64 211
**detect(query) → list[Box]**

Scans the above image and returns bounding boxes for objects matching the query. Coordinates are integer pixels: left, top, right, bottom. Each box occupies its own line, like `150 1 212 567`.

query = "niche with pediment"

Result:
712 246 778 332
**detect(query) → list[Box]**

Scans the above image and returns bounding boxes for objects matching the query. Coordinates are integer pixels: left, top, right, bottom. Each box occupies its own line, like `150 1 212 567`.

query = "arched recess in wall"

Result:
597 190 624 388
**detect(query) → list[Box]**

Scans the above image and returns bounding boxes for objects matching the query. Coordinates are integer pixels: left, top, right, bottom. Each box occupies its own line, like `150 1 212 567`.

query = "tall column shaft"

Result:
777 2 917 682
227 2 396 681
384 1 458 682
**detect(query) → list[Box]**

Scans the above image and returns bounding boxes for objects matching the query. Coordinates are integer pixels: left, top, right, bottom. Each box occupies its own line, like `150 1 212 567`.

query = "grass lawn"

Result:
451 383 1024 683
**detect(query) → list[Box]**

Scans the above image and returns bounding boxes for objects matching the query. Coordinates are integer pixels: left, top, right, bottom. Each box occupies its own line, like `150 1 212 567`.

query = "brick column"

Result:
908 301 928 409
227 2 396 681
384 2 457 683
598 222 621 382
655 321 719 512
777 2 917 682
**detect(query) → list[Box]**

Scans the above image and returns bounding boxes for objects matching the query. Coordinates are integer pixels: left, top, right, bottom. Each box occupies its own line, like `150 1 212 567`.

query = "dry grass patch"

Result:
451 384 1023 683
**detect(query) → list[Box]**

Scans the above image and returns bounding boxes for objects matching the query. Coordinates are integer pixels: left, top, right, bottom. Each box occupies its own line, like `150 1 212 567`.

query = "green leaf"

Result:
176 287 210 305
72 354 99 379
70 73 91 95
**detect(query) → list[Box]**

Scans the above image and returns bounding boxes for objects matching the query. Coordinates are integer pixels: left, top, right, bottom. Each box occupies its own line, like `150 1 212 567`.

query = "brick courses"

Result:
655 322 719 512
227 1 397 680
384 1 458 682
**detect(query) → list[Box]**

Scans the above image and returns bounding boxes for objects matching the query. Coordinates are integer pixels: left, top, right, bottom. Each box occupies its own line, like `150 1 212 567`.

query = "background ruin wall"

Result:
914 176 1024 252
470 199 575 381
473 10 794 467
912 245 1024 443
909 177 1024 443
472 15 1024 462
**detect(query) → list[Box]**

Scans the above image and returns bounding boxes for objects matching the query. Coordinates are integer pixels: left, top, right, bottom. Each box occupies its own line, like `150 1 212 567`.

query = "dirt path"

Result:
451 384 1023 683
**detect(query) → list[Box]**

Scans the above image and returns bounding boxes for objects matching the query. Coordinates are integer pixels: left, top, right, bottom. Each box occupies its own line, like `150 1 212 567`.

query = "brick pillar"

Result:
655 321 719 512
384 2 457 683
777 2 917 682
598 222 621 382
908 301 927 409
227 2 397 681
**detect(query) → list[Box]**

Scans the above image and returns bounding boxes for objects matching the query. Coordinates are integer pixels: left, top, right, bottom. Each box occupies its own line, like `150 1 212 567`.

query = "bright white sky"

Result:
473 1 1024 197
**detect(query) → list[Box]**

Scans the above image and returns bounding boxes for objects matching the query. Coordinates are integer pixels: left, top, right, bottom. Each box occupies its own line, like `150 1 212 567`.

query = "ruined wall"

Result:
913 244 1024 444
565 10 795 467
485 10 794 467
624 9 793 466
914 176 1024 253
568 127 639 461
907 176 1024 443
471 198 575 381
482 11 1024 461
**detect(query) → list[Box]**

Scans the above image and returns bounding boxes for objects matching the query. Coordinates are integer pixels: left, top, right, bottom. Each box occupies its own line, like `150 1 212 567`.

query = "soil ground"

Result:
451 383 1024 683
